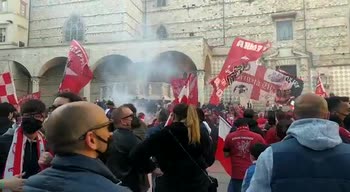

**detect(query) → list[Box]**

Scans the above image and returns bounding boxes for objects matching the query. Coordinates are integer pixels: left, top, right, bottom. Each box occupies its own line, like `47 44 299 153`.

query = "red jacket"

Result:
264 127 281 145
339 127 350 143
224 126 266 179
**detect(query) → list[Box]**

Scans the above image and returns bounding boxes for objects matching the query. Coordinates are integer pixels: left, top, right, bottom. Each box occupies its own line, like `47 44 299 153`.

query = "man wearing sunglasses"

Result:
107 106 159 192
24 102 130 192
49 92 82 112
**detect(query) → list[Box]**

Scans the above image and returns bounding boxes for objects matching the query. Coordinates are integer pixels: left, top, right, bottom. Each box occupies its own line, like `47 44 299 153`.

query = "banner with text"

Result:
209 37 271 105
231 63 304 105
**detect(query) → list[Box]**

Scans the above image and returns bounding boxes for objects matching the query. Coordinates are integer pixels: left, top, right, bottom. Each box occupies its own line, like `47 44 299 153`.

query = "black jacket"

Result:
106 128 155 192
130 122 215 192
0 134 41 179
0 117 13 135
24 154 131 192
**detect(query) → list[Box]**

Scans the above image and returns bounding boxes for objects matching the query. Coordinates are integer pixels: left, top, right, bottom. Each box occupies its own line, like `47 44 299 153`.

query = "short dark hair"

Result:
0 102 16 117
21 99 46 115
326 97 342 113
244 109 255 119
250 143 268 160
196 108 205 122
123 103 137 113
56 92 82 102
158 108 169 123
234 118 249 128
276 119 293 139
112 106 129 125
173 103 188 121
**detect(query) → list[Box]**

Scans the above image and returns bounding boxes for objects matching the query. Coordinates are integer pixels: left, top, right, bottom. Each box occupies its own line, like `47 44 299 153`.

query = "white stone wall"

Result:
29 0 143 46
1 0 350 104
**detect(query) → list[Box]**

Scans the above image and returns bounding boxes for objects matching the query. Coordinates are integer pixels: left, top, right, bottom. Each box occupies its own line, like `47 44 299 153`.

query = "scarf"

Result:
3 127 46 181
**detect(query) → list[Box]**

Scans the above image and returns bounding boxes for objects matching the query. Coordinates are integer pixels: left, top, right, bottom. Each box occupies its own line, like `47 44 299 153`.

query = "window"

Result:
64 15 85 42
156 25 168 39
0 28 6 42
0 0 7 12
157 0 166 7
20 1 27 17
276 20 293 41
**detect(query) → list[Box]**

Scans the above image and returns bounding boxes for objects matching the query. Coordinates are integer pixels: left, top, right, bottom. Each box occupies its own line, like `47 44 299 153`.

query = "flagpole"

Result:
58 41 73 93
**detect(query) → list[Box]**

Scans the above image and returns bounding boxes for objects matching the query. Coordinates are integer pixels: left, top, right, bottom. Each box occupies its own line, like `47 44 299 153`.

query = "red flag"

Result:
315 75 328 97
59 40 93 94
216 116 232 176
0 72 18 105
166 74 198 126
210 37 270 105
18 92 41 106
170 73 198 106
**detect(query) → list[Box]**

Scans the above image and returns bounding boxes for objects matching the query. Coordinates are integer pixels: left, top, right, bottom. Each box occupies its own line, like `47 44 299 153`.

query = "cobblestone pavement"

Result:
207 161 230 192
147 161 230 192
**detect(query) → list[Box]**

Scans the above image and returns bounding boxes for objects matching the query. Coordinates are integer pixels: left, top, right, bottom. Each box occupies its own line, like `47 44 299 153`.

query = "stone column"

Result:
31 77 40 93
83 82 91 102
196 70 205 106
299 57 311 92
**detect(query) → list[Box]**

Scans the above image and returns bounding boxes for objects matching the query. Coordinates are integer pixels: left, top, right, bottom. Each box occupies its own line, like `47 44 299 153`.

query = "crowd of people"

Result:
1 92 350 192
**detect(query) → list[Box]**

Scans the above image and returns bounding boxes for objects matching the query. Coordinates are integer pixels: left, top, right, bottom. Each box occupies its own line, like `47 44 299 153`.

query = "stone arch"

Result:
39 57 68 105
147 51 197 101
11 61 31 97
150 51 197 82
64 14 85 42
91 55 133 102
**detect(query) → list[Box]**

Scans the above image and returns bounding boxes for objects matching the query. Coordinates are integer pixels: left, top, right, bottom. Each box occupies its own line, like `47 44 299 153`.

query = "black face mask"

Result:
94 133 113 161
131 116 141 129
21 117 43 134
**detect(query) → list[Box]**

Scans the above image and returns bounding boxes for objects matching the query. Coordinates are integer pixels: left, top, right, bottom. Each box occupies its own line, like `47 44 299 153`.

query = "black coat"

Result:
106 128 155 192
0 117 13 135
24 154 131 192
0 134 41 179
130 122 215 192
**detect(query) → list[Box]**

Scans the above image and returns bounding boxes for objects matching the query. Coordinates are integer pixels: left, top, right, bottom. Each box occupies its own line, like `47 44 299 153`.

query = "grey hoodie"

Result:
247 118 342 192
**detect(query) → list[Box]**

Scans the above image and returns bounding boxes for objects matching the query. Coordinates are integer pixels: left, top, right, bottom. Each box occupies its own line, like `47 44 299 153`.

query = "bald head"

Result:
45 101 109 154
294 93 329 119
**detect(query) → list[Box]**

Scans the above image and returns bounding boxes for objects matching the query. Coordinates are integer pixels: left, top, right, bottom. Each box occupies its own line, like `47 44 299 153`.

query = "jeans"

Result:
228 178 243 192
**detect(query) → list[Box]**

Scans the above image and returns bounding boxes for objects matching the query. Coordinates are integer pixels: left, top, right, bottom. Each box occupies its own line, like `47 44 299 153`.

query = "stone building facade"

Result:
0 0 350 105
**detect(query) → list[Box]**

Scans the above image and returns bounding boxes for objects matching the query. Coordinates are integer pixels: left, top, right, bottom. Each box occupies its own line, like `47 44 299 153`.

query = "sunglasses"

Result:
122 114 134 119
78 121 112 140
22 113 44 119
49 104 62 112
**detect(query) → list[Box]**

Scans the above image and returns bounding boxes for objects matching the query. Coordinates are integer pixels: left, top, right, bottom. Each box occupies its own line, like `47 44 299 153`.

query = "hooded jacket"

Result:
24 154 131 192
247 118 350 192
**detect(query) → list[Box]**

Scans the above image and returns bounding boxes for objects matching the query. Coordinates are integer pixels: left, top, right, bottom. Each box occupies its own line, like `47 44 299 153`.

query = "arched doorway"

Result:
150 51 197 82
91 55 133 103
39 57 67 105
11 61 31 98
149 51 197 101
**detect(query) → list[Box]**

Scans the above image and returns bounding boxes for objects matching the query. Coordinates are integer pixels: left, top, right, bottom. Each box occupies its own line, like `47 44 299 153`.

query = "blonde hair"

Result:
186 105 201 144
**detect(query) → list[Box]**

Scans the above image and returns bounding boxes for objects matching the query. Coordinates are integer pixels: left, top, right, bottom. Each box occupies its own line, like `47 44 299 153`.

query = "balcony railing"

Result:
99 82 174 101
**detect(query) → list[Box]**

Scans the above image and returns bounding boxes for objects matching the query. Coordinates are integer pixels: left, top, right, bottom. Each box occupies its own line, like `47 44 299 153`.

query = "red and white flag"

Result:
18 92 41 106
166 74 198 126
59 40 93 94
216 116 232 176
171 73 198 106
230 63 304 104
0 72 18 105
315 75 328 97
210 37 271 105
